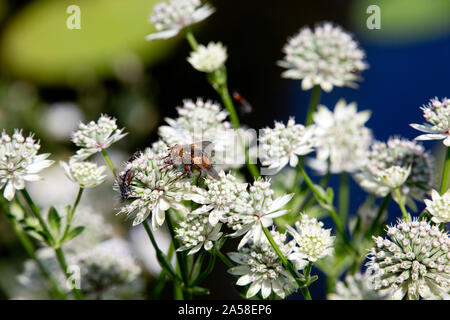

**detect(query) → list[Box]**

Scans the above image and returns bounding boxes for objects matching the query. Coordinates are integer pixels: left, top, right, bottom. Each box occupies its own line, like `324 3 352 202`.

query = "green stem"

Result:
64 187 84 238
394 188 408 220
215 248 233 268
300 263 313 300
338 172 349 222
20 189 53 242
54 247 83 300
101 149 115 174
151 244 175 300
305 85 322 126
298 167 357 254
366 194 391 240
185 29 198 50
440 147 450 194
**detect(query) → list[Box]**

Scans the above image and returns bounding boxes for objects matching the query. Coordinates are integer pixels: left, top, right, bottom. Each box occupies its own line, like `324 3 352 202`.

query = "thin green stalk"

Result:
20 189 53 241
300 262 313 300
338 172 349 222
54 247 83 300
440 147 450 194
185 29 198 50
215 248 233 268
101 149 115 174
173 263 184 300
1 199 66 299
366 194 391 240
298 167 357 254
394 188 408 220
151 244 175 300
64 187 84 238
305 85 322 126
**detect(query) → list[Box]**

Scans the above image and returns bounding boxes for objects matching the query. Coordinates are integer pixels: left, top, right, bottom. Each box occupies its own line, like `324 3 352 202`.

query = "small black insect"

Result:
116 151 141 201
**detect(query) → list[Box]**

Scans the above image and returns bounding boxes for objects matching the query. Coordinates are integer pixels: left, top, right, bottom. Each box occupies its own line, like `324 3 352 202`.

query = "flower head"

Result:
259 118 315 173
188 42 227 73
308 99 372 174
228 230 296 299
424 189 450 224
279 22 368 92
158 98 244 168
286 214 335 268
367 218 450 300
328 272 389 300
71 115 127 161
60 159 106 188
375 165 411 190
410 97 450 146
229 179 293 249
355 137 433 210
175 213 223 255
117 148 205 229
192 170 248 226
0 130 53 201
146 0 214 41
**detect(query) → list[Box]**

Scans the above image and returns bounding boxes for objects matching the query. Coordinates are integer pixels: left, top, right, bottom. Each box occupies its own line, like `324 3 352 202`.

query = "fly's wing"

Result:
192 141 215 158
203 165 220 180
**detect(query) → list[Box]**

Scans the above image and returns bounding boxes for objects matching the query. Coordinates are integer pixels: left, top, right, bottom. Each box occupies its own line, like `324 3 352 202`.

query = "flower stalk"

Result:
441 147 450 194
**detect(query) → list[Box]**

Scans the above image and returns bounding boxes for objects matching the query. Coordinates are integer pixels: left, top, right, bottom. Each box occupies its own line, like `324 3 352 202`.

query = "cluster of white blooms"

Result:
0 130 53 201
146 0 214 41
308 99 373 174
410 97 450 146
71 115 127 160
229 179 294 249
259 118 315 173
279 23 368 92
158 98 244 168
355 137 433 210
192 170 248 226
188 42 227 73
116 148 205 229
367 218 450 300
328 272 388 300
60 159 106 188
424 189 450 224
228 230 296 299
175 212 223 254
287 214 335 269
375 165 411 190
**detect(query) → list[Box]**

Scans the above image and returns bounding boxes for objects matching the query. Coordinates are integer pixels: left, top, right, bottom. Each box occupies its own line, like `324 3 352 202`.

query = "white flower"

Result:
188 42 227 73
286 214 335 269
367 218 450 300
175 213 223 254
192 170 248 226
375 165 411 190
146 0 214 41
410 97 450 146
158 98 245 168
71 114 127 161
424 189 450 224
60 159 106 188
355 137 433 211
0 130 54 201
228 230 297 299
228 179 293 249
279 22 368 92
117 148 206 229
308 99 373 174
328 272 389 300
259 118 315 173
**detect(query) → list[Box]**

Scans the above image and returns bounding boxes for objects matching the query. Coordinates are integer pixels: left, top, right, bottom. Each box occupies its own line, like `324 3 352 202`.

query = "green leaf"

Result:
326 187 334 204
48 206 61 238
64 226 85 242
187 286 210 296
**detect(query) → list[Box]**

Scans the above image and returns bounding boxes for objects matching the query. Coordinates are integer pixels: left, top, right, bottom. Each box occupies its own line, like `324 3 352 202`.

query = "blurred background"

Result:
0 0 449 300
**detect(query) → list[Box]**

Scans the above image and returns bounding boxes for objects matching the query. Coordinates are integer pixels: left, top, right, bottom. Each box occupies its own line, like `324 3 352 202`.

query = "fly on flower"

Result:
163 141 220 181
116 151 142 201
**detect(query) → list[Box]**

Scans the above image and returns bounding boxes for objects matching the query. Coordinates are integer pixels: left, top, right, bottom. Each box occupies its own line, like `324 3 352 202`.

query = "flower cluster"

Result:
188 42 227 73
175 212 223 254
116 148 205 229
146 0 214 41
367 218 450 300
71 115 127 160
279 22 368 92
355 137 433 210
424 189 450 224
410 97 450 146
259 118 315 173
60 159 106 188
0 130 53 201
309 99 372 174
287 214 335 269
228 230 296 299
328 272 388 300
